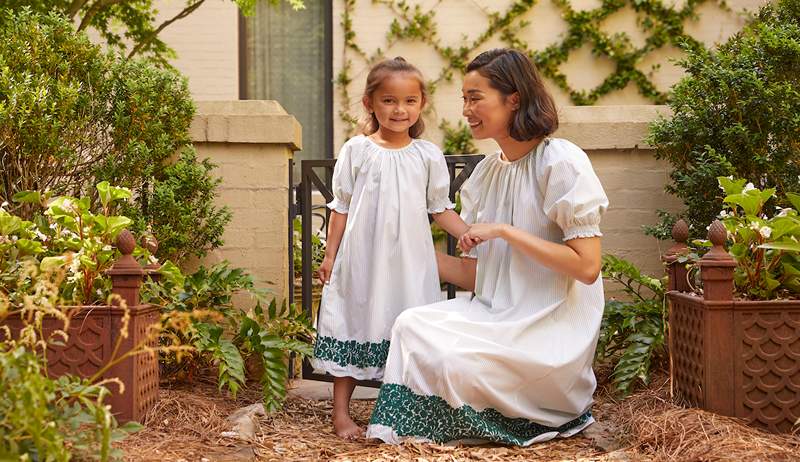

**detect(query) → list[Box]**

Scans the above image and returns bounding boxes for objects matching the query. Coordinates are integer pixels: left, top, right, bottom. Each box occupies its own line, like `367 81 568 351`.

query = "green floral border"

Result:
313 335 390 369
370 383 592 445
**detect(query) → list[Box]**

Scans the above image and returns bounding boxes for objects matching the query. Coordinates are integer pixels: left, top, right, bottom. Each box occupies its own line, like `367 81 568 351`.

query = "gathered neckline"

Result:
364 135 416 152
497 138 549 165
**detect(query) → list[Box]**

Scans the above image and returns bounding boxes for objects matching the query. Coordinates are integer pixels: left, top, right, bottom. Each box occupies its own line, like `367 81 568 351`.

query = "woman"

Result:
365 48 609 446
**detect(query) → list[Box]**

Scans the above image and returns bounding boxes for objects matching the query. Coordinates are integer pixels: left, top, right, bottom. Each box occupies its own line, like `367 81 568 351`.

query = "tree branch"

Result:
127 0 207 59
66 0 90 19
78 0 126 32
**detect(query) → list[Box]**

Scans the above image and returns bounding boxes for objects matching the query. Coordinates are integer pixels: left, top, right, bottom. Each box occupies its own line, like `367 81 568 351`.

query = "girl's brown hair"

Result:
466 48 558 141
360 57 427 138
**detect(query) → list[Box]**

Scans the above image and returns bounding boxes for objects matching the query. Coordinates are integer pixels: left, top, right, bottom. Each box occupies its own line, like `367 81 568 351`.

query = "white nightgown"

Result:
310 135 455 381
366 138 609 445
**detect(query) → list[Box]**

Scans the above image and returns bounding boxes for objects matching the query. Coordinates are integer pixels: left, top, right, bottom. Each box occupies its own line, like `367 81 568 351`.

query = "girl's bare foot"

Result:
333 411 365 440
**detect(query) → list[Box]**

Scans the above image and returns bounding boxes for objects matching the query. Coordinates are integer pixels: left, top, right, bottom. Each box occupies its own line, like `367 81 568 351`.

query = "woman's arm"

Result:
318 210 347 283
463 223 602 285
431 209 469 239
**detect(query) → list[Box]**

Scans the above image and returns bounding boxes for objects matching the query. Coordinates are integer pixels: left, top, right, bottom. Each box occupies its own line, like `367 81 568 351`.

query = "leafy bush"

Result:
292 216 326 280
145 262 315 412
597 255 667 396
0 9 229 262
648 0 800 238
695 177 800 299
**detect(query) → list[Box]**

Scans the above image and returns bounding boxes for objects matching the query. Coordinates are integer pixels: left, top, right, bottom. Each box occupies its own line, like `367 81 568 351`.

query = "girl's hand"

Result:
463 223 508 243
458 233 480 254
318 256 334 284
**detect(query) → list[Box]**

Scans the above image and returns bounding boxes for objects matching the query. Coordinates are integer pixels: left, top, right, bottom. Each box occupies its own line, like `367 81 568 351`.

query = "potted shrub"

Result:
664 178 800 433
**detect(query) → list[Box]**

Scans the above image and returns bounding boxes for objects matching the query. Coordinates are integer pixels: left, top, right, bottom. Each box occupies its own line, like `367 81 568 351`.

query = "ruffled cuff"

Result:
427 198 456 214
563 224 602 241
327 198 349 214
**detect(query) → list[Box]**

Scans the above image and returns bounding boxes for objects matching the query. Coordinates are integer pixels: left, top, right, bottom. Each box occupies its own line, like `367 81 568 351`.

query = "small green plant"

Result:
146 262 315 412
597 255 667 396
697 177 800 299
292 216 326 279
1 182 134 306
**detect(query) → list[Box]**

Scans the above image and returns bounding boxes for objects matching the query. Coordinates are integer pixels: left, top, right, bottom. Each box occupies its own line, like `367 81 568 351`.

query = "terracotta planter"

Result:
1 230 160 423
664 220 800 433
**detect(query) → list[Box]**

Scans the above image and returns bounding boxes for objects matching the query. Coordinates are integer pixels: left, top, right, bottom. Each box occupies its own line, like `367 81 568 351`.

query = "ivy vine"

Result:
336 0 727 143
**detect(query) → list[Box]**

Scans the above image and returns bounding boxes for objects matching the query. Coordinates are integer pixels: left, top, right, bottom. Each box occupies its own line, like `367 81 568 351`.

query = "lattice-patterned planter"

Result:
1 230 160 423
665 220 800 433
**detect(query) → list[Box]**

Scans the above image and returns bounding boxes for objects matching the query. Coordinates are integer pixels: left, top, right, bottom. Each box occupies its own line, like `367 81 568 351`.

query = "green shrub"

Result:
597 255 667 396
0 9 229 262
648 0 800 238
439 120 477 156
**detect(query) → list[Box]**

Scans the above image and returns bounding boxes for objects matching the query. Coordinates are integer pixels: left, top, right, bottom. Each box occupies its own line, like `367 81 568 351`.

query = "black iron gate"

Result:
291 154 485 386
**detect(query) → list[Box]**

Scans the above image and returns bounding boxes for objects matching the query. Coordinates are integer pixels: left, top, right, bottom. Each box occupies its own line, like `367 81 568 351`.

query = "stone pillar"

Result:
189 101 302 306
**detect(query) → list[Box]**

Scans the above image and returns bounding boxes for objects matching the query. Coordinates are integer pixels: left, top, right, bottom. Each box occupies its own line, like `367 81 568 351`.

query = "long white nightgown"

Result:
310 135 455 381
366 138 609 445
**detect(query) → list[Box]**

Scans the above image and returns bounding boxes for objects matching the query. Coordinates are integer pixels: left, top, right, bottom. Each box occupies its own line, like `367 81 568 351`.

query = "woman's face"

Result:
461 70 517 140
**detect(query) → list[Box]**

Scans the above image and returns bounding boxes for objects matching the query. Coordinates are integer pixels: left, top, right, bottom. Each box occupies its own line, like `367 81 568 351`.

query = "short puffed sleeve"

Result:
327 139 358 214
537 139 609 241
424 142 456 214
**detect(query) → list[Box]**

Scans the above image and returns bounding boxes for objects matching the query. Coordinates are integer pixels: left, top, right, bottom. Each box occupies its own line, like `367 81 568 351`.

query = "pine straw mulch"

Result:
118 372 800 462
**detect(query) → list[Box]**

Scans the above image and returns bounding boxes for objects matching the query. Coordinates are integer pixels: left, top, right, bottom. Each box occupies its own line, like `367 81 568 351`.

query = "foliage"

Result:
648 0 800 239
439 120 477 156
1 0 306 64
145 262 315 412
129 150 232 263
292 216 326 280
597 255 667 396
694 177 800 299
338 0 718 138
0 9 229 262
1 182 134 306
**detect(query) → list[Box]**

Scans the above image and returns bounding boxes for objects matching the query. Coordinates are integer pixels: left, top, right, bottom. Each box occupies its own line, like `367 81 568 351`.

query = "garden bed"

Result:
117 370 800 461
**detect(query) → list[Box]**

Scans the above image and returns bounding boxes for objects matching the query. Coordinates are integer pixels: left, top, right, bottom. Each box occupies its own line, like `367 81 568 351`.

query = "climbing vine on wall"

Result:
337 0 727 141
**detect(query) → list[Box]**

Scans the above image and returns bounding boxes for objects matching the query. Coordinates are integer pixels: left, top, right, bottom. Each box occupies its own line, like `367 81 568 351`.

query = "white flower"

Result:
776 207 791 217
759 226 772 238
68 257 81 274
10 235 17 243
743 182 756 192
102 245 112 251
750 221 761 230
718 210 731 218
148 255 159 265
34 230 48 242
49 223 58 230
61 198 73 210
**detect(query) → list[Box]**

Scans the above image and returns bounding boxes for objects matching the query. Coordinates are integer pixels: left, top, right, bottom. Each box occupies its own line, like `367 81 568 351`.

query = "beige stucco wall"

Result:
332 0 768 150
186 101 302 305
156 0 239 100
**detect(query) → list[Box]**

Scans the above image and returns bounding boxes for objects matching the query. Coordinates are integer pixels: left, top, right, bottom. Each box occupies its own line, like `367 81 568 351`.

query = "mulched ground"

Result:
118 371 800 462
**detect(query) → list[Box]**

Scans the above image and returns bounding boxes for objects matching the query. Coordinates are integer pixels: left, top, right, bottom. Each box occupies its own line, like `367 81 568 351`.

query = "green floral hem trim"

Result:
313 335 390 369
369 383 592 445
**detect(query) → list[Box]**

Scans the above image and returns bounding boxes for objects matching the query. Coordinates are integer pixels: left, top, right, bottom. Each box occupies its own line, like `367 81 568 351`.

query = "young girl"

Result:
366 48 609 445
311 57 468 440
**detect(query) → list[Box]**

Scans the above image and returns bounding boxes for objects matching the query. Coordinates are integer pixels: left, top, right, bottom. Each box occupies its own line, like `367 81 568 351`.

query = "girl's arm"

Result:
318 210 347 284
431 209 469 239
464 223 601 285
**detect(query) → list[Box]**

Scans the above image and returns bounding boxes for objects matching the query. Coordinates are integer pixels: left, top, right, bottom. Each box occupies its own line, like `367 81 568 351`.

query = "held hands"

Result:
458 223 508 254
318 256 334 284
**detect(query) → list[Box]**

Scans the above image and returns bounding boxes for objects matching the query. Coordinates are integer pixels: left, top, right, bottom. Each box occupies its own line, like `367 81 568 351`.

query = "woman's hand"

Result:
463 223 509 243
318 256 334 284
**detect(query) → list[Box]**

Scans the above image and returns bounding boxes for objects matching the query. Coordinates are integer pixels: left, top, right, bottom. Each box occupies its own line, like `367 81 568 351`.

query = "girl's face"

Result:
461 70 518 140
364 73 425 135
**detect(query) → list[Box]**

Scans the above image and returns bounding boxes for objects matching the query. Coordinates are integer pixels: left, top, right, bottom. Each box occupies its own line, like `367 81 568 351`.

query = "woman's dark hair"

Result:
360 57 427 138
466 48 558 141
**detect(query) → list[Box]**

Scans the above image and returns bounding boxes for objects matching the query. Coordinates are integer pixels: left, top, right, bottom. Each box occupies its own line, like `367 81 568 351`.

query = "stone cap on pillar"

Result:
190 100 303 150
